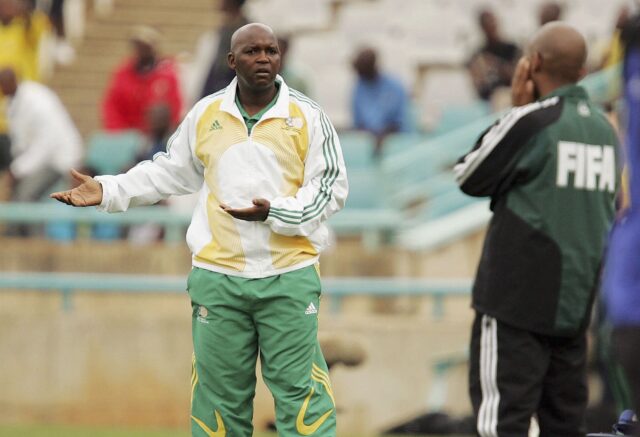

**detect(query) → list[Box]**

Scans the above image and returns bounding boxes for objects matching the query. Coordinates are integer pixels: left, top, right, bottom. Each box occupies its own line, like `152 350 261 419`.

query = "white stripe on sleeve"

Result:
454 97 559 186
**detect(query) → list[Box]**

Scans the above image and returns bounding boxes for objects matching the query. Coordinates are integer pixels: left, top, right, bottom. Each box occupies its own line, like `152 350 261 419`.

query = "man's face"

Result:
132 40 155 65
220 0 241 13
0 0 18 24
480 12 498 40
353 50 377 80
0 77 16 96
228 29 281 91
539 4 561 26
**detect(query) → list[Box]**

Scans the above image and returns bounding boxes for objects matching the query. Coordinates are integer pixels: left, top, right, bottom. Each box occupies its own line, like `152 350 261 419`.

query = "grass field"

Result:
0 425 283 437
0 425 196 437
0 424 439 437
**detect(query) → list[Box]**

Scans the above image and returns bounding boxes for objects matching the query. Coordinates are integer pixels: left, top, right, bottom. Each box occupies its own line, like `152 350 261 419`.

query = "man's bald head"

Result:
230 23 276 54
227 22 281 93
528 22 587 84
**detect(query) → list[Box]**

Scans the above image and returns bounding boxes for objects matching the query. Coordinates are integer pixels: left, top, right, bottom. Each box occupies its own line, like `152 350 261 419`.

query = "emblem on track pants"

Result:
191 410 225 436
296 387 334 435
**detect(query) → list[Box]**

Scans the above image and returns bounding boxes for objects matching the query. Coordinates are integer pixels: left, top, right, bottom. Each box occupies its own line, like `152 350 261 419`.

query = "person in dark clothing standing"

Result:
456 23 619 437
467 8 520 102
199 0 248 98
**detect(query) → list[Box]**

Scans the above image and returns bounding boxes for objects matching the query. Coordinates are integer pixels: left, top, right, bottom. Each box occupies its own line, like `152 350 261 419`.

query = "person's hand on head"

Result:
50 169 103 207
511 57 536 107
220 198 270 221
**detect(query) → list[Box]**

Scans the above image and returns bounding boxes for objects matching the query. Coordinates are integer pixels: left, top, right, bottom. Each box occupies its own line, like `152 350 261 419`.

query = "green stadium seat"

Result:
86 130 144 175
389 172 457 208
381 133 429 159
419 190 478 220
345 169 388 209
339 131 376 170
432 101 490 136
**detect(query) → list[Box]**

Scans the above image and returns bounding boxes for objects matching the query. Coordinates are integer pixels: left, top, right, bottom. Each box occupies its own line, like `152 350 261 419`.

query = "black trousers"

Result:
469 312 587 437
613 326 640 437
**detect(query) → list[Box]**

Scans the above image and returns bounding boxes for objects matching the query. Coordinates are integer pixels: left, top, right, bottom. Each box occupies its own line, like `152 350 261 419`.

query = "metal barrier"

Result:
0 272 471 317
0 202 403 244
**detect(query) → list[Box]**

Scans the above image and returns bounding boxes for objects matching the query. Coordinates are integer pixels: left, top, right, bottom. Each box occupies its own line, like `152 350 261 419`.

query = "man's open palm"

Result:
50 169 103 207
221 198 270 221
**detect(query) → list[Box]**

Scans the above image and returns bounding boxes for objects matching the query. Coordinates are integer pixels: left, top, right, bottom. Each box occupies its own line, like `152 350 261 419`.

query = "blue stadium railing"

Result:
0 201 404 243
0 271 471 317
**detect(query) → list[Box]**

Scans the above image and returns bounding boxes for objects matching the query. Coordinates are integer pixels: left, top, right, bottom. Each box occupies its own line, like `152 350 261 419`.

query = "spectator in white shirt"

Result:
0 67 82 204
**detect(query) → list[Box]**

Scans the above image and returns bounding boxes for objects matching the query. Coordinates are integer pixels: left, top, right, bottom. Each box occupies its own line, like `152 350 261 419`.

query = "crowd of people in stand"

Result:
1 0 630 204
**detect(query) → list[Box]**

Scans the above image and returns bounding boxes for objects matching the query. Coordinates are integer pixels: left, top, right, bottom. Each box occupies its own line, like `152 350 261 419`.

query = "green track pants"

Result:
187 265 336 437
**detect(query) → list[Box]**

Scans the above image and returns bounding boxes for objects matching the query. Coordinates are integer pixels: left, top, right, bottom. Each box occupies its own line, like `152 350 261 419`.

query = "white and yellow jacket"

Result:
96 77 348 278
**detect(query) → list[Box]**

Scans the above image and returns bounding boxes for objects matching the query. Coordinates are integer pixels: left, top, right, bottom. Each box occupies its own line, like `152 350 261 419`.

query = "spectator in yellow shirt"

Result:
0 0 51 171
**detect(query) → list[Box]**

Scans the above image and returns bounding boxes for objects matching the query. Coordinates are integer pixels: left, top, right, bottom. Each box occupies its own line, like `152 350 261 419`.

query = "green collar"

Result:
541 84 588 100
235 82 280 134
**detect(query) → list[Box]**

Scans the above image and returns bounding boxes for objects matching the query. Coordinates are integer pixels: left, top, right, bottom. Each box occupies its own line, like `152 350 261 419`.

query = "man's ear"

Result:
227 52 235 70
577 66 587 81
530 51 542 73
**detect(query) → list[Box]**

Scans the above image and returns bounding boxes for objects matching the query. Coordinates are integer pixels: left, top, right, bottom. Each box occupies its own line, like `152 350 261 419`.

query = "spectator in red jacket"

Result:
102 25 182 132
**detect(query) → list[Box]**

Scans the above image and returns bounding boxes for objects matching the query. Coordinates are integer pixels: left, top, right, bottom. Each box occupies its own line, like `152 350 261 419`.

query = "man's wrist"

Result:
94 177 108 210
261 200 270 221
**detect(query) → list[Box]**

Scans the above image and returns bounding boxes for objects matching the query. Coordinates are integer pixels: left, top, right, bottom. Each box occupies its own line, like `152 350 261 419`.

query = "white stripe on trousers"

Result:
478 315 500 437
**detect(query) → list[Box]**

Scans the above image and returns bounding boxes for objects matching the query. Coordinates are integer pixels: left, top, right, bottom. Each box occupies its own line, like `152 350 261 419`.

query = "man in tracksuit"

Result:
52 23 348 436
455 23 619 436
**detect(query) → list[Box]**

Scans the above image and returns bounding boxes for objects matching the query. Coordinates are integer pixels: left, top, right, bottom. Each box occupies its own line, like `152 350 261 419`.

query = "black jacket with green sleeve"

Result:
455 85 619 336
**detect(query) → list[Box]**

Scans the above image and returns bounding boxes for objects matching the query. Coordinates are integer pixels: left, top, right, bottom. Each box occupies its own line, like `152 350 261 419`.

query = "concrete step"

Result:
116 0 215 11
51 68 109 84
105 8 216 26
59 58 121 74
76 40 195 59
83 22 204 44
91 9 215 28
51 86 98 98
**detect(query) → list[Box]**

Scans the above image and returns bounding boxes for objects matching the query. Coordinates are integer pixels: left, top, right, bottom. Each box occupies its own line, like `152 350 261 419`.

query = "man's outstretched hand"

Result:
221 198 270 222
50 169 103 207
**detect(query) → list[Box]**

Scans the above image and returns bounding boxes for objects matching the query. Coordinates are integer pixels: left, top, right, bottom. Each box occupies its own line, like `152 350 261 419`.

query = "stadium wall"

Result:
0 231 485 433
